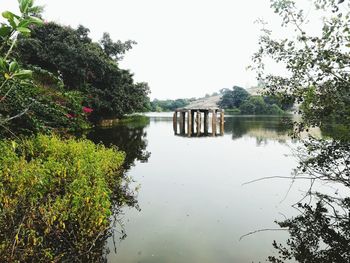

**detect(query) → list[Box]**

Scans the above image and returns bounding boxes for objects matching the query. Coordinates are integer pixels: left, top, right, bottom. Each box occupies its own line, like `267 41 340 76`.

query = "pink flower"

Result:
66 113 73 118
83 107 93 113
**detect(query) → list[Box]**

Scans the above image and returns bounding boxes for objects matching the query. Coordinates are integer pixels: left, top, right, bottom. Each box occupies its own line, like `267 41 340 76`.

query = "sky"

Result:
2 0 298 99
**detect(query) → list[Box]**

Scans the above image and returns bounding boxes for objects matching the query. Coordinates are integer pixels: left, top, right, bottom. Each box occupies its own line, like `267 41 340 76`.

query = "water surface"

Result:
88 114 315 263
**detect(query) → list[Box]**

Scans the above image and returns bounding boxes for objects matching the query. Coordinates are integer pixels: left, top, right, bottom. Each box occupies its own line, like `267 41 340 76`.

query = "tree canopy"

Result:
219 86 250 109
16 23 150 121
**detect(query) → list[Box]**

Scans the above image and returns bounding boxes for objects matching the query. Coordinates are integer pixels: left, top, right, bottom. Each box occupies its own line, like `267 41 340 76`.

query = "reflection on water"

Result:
87 119 151 169
224 116 293 144
88 113 311 263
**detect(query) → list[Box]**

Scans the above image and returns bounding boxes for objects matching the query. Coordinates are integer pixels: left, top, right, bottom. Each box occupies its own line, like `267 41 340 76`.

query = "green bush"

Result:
16 22 150 120
0 134 129 262
0 76 90 136
224 108 241 115
239 96 285 115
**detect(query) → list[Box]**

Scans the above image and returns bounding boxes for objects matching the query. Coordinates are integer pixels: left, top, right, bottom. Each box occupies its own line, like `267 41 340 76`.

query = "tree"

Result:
253 0 350 132
99 32 137 61
253 0 350 262
16 23 150 120
0 0 88 135
219 86 250 109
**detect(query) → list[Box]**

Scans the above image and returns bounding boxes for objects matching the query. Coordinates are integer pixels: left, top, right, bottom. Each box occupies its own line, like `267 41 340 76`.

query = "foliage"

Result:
100 32 137 61
240 96 285 115
219 87 287 115
219 86 250 109
252 0 350 262
0 134 136 262
15 22 150 120
149 98 193 112
252 0 350 131
269 198 350 263
224 108 241 115
0 0 89 136
268 138 350 263
1 66 90 136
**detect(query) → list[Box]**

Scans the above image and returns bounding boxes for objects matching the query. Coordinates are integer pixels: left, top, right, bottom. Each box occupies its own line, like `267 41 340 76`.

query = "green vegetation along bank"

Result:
0 135 131 262
219 86 293 115
0 1 143 261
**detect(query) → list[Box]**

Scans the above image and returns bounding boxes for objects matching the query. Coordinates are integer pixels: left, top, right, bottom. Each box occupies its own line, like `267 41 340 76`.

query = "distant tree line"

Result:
147 98 195 112
219 86 294 115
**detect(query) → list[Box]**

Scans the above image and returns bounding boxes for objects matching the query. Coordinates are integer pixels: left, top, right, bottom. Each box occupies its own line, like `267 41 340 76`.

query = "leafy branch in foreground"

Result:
252 0 350 262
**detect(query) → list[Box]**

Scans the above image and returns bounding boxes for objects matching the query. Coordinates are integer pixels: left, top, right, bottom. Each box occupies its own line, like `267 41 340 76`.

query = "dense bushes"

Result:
239 96 285 115
0 1 91 136
0 135 130 262
219 86 250 109
0 67 90 135
148 98 193 112
16 22 150 121
219 86 291 115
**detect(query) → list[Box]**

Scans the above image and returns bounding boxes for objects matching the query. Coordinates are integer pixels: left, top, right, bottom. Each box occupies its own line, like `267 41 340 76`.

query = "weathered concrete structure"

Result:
173 108 224 137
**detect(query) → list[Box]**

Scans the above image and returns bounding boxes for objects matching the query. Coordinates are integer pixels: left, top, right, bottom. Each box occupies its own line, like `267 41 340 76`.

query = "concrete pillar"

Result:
173 111 178 134
196 110 201 135
220 110 225 135
191 110 195 134
204 111 209 135
180 111 186 134
187 110 192 137
212 110 217 137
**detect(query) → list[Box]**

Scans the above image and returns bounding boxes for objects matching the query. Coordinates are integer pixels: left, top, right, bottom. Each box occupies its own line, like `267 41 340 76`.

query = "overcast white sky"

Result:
2 0 300 99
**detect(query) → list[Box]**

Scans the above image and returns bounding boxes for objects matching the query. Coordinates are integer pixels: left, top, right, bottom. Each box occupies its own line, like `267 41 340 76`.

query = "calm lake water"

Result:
88 113 320 263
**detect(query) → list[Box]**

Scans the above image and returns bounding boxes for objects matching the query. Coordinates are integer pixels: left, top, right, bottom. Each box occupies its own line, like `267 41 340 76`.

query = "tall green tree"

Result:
219 86 250 109
16 23 150 120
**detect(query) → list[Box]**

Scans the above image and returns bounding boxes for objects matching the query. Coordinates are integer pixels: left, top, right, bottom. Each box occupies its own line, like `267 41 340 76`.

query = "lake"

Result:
87 113 320 263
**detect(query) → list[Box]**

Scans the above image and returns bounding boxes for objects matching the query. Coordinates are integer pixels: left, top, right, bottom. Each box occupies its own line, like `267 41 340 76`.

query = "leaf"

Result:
4 73 11 79
13 17 20 27
16 27 31 35
2 11 20 28
0 25 11 37
13 69 32 79
19 17 43 28
0 58 7 71
19 0 31 13
2 11 17 20
9 61 19 73
28 16 43 25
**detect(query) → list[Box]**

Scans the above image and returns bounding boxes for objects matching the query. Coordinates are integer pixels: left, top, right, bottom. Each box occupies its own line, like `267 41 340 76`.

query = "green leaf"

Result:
0 26 11 37
9 61 19 73
13 17 20 27
2 11 16 20
28 16 43 25
19 0 35 14
19 16 43 28
16 27 31 35
13 69 32 79
0 58 7 71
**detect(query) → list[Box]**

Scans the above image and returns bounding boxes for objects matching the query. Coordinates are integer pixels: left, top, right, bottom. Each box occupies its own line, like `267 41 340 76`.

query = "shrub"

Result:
219 86 250 109
0 134 131 262
239 96 284 115
0 75 90 136
224 108 241 115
